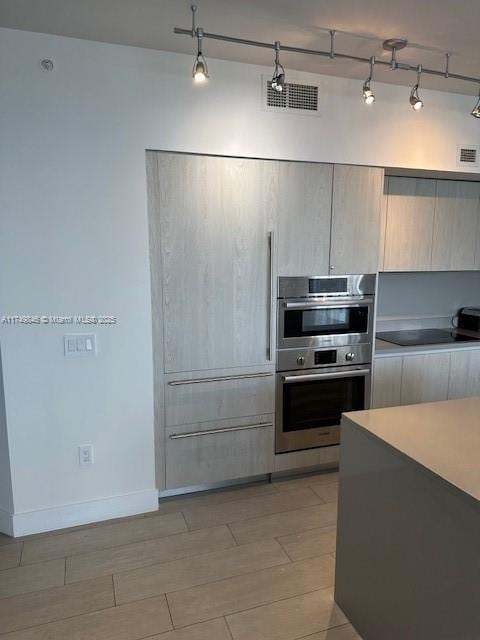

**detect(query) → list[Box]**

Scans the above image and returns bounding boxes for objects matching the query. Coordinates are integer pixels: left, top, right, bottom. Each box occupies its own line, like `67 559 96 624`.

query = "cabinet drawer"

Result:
165 415 274 489
165 369 275 427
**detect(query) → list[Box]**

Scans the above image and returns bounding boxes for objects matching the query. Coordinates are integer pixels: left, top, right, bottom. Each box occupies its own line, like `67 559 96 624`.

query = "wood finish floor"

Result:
0 470 361 640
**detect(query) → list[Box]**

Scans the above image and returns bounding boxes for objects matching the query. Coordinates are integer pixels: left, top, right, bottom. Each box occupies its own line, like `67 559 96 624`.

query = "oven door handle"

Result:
282 368 371 383
283 298 374 310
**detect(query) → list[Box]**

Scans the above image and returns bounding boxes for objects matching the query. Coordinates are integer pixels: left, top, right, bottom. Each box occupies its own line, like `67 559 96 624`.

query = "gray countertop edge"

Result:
374 338 480 358
341 413 480 509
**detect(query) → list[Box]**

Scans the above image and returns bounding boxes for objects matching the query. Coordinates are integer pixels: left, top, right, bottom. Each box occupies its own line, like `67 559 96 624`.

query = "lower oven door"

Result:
275 366 371 454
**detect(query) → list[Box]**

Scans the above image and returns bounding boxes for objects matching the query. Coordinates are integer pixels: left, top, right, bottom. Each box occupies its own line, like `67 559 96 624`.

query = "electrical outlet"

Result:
78 444 94 466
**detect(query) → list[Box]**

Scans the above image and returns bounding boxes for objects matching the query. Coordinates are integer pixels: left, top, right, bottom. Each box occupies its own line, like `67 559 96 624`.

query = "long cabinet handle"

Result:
168 372 274 386
283 368 371 383
283 297 374 310
267 230 275 361
169 421 273 440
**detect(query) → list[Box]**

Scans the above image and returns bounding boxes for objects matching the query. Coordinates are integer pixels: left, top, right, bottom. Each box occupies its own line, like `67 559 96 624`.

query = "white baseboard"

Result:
0 507 14 537
7 489 158 538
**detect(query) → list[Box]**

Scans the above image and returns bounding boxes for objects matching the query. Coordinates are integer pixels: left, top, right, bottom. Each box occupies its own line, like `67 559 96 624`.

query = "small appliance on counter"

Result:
275 274 376 454
456 307 480 333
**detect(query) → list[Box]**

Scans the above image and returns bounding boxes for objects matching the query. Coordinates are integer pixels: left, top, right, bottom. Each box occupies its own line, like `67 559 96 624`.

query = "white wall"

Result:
0 348 14 535
1 26 479 534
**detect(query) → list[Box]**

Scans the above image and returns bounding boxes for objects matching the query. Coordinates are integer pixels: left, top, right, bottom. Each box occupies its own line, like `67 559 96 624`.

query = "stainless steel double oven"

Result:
276 274 376 454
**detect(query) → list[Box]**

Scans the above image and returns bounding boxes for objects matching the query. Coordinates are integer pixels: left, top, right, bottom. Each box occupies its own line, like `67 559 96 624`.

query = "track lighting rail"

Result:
173 26 480 87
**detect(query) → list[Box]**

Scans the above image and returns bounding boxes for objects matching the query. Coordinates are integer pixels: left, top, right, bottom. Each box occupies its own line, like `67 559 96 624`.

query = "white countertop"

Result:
343 397 480 503
375 338 480 358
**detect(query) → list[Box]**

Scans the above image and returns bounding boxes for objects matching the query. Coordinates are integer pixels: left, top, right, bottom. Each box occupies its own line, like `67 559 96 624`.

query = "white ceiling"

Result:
1 0 480 95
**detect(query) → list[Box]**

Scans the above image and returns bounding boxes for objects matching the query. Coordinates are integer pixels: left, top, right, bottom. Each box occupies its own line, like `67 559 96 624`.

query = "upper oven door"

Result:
277 298 375 349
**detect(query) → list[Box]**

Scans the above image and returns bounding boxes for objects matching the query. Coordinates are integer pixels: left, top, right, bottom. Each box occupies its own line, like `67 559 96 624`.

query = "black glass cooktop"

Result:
377 328 480 347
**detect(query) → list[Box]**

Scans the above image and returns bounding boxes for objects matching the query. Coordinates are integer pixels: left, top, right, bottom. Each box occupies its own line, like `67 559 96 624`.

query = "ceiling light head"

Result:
271 41 286 93
410 65 423 110
410 86 423 110
363 81 375 105
192 27 209 83
471 88 480 118
363 57 375 104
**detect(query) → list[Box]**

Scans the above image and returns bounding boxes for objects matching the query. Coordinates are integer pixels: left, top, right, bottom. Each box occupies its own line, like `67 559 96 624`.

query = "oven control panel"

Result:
277 343 372 372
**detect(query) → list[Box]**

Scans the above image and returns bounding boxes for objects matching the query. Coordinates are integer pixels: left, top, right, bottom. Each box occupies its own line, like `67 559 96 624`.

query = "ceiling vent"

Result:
264 78 319 115
457 145 479 168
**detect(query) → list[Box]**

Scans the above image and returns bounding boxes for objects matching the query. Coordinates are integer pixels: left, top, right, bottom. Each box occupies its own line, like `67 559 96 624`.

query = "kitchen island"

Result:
335 397 480 640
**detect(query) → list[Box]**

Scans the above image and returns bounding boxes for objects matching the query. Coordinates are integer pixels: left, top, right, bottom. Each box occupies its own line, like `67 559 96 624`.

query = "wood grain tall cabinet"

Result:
147 151 278 490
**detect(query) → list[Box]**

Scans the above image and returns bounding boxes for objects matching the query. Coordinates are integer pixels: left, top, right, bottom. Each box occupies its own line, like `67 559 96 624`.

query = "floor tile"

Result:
0 542 23 570
183 488 322 530
226 587 347 640
66 525 235 583
22 512 186 565
147 618 233 640
114 539 290 604
0 558 65 599
311 483 339 504
157 482 278 515
299 623 361 639
273 471 338 492
167 553 335 628
278 525 337 561
0 595 172 640
0 575 114 634
229 502 337 544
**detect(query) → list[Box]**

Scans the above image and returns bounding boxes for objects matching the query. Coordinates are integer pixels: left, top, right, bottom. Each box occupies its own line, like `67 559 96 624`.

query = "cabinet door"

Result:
384 178 436 272
448 350 480 399
156 153 278 373
277 162 332 276
165 415 274 489
432 181 480 271
372 357 403 408
330 165 384 275
401 353 450 405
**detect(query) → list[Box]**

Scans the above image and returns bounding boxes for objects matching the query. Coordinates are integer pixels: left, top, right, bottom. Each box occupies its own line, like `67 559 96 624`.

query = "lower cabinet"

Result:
164 368 275 428
165 415 274 489
401 353 451 405
373 349 480 409
372 357 403 408
448 350 480 399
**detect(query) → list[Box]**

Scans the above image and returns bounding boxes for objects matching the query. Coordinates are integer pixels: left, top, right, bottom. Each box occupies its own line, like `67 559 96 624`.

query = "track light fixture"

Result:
190 5 209 83
363 56 375 105
410 65 424 111
271 41 286 92
192 28 208 82
471 87 480 118
176 8 480 118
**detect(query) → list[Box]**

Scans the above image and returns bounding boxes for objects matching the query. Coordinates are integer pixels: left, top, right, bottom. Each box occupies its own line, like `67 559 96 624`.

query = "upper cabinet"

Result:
277 162 332 276
383 178 436 272
330 165 384 275
432 181 480 271
153 152 278 373
383 177 480 272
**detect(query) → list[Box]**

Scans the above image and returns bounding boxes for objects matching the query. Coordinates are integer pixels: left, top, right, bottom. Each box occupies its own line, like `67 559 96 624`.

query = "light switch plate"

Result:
64 334 97 358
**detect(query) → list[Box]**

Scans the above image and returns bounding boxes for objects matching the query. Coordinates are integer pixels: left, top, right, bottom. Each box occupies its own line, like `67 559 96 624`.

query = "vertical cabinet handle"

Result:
267 231 275 361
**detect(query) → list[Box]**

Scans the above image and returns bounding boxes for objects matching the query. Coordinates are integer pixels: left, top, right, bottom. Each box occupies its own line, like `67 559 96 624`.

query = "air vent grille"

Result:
265 80 319 114
457 145 479 167
459 148 477 164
